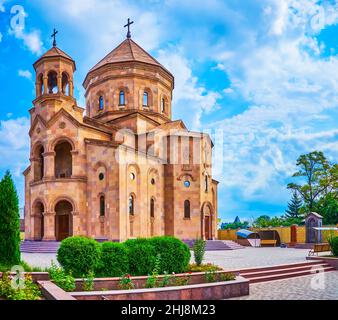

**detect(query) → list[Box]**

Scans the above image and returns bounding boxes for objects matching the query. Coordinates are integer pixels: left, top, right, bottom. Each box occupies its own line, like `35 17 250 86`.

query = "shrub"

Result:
82 271 95 291
330 236 338 257
0 171 21 266
98 242 129 277
188 263 223 273
48 261 76 292
124 239 157 276
118 274 135 290
57 236 101 277
148 237 191 274
0 272 41 300
193 239 206 266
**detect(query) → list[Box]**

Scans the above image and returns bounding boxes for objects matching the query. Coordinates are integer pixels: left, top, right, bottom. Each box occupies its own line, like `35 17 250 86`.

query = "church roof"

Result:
34 46 76 69
88 39 172 76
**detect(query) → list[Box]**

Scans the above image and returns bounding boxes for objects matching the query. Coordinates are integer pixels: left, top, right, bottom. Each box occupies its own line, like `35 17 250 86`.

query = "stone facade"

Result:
24 37 219 242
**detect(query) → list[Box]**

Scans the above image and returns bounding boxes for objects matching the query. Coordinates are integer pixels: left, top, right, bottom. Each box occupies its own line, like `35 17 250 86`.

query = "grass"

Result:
0 261 48 273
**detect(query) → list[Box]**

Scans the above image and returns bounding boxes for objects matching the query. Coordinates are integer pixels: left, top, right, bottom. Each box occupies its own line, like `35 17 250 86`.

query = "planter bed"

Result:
74 271 235 291
38 272 249 300
71 277 249 300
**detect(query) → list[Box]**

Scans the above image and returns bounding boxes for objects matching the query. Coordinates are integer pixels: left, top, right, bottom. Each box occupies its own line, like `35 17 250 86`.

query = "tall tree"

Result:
0 171 21 266
285 191 303 219
287 151 332 211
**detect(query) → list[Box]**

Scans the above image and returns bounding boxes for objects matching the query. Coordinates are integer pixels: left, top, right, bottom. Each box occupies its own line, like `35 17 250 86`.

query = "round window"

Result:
130 173 136 180
151 178 155 185
99 173 104 181
184 181 191 188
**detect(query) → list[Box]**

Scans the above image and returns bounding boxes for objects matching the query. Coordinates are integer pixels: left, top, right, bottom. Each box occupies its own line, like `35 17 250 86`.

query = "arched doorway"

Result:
33 201 44 240
201 203 213 240
54 141 73 178
55 200 73 241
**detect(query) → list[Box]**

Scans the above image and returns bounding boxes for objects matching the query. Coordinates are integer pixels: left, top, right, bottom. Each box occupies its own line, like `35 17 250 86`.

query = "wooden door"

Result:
57 215 69 241
205 216 210 240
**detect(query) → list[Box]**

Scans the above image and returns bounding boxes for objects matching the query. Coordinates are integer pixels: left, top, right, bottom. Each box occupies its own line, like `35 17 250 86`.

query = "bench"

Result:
260 240 277 247
308 243 331 256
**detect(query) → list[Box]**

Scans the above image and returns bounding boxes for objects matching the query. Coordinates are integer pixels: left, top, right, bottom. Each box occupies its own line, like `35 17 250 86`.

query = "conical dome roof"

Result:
88 39 171 76
34 46 76 70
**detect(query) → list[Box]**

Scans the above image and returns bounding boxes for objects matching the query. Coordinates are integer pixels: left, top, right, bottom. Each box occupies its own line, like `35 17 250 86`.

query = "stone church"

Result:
24 27 218 243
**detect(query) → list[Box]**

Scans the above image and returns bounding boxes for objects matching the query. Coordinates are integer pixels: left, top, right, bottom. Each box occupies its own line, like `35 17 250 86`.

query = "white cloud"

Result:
10 28 44 55
206 0 338 204
18 69 32 80
0 117 30 178
157 48 220 130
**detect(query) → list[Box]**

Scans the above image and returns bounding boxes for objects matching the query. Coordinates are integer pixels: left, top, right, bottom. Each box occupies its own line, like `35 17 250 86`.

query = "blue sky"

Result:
0 0 337 222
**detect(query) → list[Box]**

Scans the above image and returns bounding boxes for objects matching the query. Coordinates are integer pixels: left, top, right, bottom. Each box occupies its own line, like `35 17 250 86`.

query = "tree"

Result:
314 193 338 225
287 151 332 211
285 191 303 219
0 171 21 266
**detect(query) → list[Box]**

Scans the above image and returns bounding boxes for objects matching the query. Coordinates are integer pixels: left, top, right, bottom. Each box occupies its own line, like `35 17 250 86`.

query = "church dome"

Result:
88 39 171 75
83 38 174 125
33 46 76 70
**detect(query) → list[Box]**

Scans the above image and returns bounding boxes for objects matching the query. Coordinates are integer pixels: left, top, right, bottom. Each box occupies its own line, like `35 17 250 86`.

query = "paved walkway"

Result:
203 247 311 271
229 271 338 300
23 247 312 270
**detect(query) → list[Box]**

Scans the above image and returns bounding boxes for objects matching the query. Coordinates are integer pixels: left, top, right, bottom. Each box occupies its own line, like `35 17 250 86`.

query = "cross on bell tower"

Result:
51 28 58 47
124 18 134 39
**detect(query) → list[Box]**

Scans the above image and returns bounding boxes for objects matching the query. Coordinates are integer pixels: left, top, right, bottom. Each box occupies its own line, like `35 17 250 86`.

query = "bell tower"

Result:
32 29 79 123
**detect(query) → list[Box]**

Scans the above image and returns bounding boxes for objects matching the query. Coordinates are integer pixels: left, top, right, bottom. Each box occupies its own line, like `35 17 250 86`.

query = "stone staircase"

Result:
21 241 61 254
237 261 335 283
185 240 245 251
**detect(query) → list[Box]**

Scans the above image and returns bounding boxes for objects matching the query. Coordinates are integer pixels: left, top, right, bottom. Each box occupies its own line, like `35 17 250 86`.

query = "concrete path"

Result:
202 247 313 271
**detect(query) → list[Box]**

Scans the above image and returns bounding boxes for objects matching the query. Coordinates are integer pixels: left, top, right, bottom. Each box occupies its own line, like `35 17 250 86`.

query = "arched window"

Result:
47 71 58 94
129 194 135 215
184 200 190 219
54 141 72 178
205 175 209 193
62 72 70 96
161 98 165 113
99 96 104 111
143 92 149 107
34 145 44 181
150 198 155 218
119 90 125 106
38 74 44 96
100 195 105 216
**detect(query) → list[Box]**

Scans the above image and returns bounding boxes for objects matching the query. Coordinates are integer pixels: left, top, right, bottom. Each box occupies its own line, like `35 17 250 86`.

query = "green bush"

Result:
98 242 129 277
124 238 157 276
0 272 41 300
330 236 338 257
148 237 191 274
48 261 75 292
193 239 206 266
57 236 101 277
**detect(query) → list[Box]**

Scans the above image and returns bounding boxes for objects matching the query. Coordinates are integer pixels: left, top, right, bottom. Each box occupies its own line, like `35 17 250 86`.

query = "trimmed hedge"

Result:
98 242 129 277
57 236 101 277
124 238 157 276
149 236 191 274
331 236 338 257
57 236 191 277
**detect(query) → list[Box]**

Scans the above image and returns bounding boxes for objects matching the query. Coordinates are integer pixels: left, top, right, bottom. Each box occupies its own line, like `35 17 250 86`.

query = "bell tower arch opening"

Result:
47 71 58 94
54 141 73 179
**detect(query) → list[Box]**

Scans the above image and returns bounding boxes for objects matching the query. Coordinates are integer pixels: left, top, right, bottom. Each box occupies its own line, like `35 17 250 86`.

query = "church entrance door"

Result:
205 216 211 240
55 200 73 241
